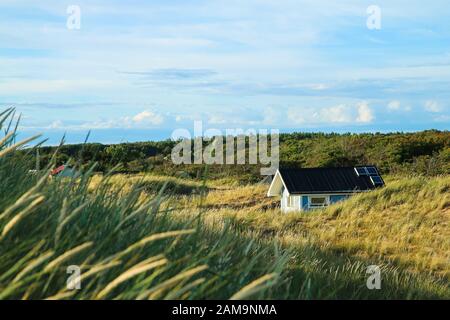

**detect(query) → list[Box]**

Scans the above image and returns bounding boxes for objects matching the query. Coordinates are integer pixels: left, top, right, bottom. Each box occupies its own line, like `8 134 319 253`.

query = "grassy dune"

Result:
184 176 449 281
0 110 286 300
0 108 449 299
101 173 450 298
1 167 448 298
0 164 288 299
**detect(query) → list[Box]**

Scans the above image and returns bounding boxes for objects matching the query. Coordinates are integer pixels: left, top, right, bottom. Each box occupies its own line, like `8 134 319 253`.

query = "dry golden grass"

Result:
92 173 449 283
3 106 447 299
182 184 278 211
185 175 450 280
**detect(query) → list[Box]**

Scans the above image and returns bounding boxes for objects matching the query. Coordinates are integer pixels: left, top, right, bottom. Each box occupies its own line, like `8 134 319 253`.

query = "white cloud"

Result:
356 102 374 123
132 110 164 125
47 120 64 129
286 108 307 124
40 110 164 130
288 102 374 125
433 115 450 122
0 79 114 94
387 100 412 112
424 100 442 113
5 1 449 136
322 104 353 123
309 83 329 90
387 100 401 111
262 106 281 125
208 115 228 125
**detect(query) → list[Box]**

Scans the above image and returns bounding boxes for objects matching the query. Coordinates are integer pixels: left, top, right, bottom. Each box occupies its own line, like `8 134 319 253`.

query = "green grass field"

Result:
0 108 449 299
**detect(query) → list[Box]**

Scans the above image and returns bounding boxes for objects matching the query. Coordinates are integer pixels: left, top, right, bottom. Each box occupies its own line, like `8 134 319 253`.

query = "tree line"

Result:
34 130 449 182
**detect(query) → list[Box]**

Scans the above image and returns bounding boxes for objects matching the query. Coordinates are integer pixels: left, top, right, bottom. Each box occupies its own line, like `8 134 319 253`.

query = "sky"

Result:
1 0 449 144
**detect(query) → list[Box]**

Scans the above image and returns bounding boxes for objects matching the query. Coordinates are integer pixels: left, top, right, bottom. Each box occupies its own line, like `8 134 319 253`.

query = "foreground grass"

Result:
2 166 448 299
193 176 449 279
0 161 291 299
0 110 287 300
0 108 448 299
91 172 449 298
2 163 448 299
171 176 450 298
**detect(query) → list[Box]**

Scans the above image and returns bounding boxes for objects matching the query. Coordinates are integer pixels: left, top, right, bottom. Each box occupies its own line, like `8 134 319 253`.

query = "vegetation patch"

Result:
1 108 449 299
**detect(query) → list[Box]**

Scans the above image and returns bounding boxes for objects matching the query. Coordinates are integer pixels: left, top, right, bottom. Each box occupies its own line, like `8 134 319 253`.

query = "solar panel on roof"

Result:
279 167 382 193
370 175 384 186
354 167 367 176
366 167 378 175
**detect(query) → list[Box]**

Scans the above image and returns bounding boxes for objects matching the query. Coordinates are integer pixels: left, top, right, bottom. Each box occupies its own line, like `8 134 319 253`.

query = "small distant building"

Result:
267 166 384 213
51 165 78 178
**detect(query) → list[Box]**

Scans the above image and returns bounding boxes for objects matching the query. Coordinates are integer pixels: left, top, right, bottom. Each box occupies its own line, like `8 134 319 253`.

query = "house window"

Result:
309 196 328 208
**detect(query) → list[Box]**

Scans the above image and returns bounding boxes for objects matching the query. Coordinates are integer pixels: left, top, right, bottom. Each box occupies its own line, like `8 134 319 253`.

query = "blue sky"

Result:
1 0 449 144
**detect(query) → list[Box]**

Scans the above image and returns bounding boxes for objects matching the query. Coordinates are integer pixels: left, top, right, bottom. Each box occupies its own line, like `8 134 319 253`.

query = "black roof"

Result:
278 167 382 194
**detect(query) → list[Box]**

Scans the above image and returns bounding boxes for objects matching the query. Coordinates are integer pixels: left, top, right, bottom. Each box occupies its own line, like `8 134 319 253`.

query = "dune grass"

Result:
0 109 287 300
94 173 449 299
0 107 448 299
194 176 450 280
89 173 208 196
0 158 291 299
163 176 450 298
172 175 449 298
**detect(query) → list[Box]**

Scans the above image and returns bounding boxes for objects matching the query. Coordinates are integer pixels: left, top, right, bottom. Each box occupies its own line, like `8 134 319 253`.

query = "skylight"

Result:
370 175 384 187
355 166 379 177
354 167 368 176
366 167 378 175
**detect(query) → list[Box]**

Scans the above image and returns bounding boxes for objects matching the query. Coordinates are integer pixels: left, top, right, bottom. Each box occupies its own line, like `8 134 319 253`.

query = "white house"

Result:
267 166 384 213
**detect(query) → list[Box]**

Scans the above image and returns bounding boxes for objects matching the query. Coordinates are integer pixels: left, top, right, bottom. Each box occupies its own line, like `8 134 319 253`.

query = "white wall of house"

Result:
281 189 302 213
267 172 284 197
280 193 352 213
